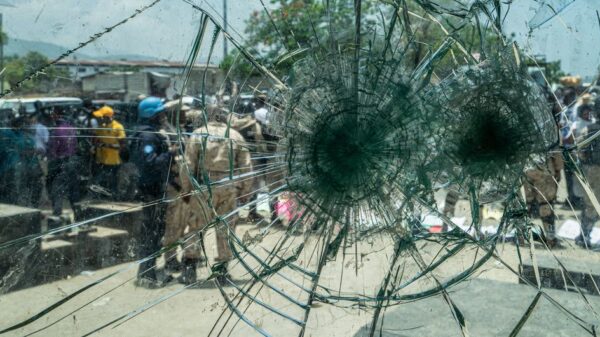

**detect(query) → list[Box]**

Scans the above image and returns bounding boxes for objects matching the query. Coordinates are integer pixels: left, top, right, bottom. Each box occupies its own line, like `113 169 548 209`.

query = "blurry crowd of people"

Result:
437 75 600 249
0 92 279 288
554 76 600 247
2 72 600 286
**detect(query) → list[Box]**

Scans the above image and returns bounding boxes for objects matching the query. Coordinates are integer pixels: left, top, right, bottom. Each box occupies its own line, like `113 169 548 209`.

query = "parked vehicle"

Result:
0 97 83 118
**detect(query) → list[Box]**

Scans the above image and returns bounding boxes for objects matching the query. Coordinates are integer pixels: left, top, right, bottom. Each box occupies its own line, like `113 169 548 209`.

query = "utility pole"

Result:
223 0 228 58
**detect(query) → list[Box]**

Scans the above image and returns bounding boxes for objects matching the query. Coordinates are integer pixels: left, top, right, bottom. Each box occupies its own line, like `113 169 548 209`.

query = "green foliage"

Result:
4 51 70 93
0 31 7 46
244 0 501 78
219 51 259 78
243 0 377 74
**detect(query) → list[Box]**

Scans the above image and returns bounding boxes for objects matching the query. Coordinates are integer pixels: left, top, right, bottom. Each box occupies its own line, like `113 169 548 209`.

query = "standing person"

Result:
523 152 564 248
252 94 269 127
31 112 49 157
0 118 20 204
76 100 100 196
575 105 600 247
228 110 267 221
93 106 126 197
18 112 44 208
557 76 583 208
46 107 80 225
178 108 253 284
160 101 192 277
522 79 565 248
0 112 43 207
442 189 460 218
31 111 49 207
131 97 177 288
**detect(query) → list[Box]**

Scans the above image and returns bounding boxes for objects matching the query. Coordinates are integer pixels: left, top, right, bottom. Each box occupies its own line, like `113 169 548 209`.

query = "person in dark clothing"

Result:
0 126 20 205
46 107 81 226
133 96 177 288
0 113 42 207
75 99 101 198
18 113 44 208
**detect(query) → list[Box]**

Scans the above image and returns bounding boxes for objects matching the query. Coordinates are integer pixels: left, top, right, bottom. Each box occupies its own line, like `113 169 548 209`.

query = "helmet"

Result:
138 97 165 119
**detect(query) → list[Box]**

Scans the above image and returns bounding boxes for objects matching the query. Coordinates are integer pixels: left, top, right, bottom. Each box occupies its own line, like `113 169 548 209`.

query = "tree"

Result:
4 51 70 93
0 31 7 46
239 0 502 78
238 0 377 75
219 51 259 78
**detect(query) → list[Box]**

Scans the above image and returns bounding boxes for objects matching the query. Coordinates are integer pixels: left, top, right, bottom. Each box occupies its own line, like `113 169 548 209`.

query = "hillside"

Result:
4 37 159 61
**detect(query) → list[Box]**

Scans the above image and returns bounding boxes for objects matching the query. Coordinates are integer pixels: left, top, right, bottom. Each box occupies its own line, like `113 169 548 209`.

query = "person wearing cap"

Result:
132 96 178 288
92 106 126 197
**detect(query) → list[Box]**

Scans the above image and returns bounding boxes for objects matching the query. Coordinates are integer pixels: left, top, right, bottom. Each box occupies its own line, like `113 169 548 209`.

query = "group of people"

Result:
0 101 132 225
133 97 255 288
0 94 273 288
440 76 600 249
515 77 600 248
0 104 82 223
556 77 600 247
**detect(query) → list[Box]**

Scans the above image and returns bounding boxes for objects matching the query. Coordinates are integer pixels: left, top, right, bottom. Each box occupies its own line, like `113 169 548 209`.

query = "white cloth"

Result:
34 123 49 154
253 107 269 125
567 117 594 143
557 219 581 240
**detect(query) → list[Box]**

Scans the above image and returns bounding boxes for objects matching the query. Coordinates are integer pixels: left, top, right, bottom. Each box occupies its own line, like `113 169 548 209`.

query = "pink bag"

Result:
276 193 303 225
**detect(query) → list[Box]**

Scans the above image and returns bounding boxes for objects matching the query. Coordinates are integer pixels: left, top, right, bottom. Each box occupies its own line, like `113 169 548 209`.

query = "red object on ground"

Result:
429 225 443 233
276 193 303 225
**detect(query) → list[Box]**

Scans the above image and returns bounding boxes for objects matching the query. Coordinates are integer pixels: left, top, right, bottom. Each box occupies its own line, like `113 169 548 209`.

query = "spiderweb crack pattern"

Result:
1 1 600 337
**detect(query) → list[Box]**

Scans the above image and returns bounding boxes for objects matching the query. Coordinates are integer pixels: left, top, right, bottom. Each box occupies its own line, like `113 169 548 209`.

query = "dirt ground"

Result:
3 173 600 337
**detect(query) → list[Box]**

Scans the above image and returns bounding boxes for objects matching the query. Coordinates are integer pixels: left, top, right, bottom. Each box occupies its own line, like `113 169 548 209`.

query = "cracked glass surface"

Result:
0 0 600 336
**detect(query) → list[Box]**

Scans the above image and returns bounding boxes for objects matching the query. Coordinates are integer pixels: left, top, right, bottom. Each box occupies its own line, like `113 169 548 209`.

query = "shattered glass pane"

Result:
528 0 577 30
0 0 600 336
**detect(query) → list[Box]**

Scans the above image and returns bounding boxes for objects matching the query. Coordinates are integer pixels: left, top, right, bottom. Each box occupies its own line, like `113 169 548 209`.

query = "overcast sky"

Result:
505 0 600 80
1 0 269 63
1 0 598 77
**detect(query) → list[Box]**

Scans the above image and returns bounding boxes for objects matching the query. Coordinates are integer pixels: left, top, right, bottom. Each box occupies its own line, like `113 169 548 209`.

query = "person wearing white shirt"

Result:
252 95 269 126
33 120 49 155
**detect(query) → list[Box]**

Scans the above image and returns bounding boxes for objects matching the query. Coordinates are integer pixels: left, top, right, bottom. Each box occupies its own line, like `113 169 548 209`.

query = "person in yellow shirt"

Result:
93 106 126 197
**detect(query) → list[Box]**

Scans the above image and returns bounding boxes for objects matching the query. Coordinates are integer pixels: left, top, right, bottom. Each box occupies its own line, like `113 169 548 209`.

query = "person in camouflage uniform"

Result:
166 107 253 284
523 151 563 248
